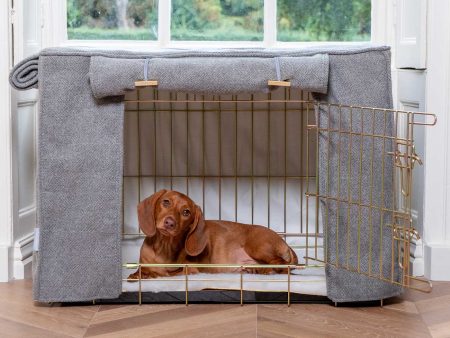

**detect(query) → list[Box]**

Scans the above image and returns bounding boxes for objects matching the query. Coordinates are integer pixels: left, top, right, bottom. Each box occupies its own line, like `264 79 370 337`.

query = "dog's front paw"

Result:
127 270 151 281
127 269 156 281
127 271 140 282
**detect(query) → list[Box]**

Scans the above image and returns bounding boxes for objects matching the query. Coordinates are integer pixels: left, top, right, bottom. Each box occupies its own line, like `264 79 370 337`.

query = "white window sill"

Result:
61 39 372 51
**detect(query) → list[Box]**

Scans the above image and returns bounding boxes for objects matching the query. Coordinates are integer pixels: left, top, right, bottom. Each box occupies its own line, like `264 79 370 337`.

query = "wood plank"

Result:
427 321 450 338
85 304 256 337
258 317 332 338
156 312 256 338
402 281 450 302
383 298 419 314
0 316 73 338
91 304 185 325
257 304 431 338
0 280 98 337
415 294 450 335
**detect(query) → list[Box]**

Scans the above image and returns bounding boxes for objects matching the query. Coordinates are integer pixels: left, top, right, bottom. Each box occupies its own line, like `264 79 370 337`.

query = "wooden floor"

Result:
0 279 449 337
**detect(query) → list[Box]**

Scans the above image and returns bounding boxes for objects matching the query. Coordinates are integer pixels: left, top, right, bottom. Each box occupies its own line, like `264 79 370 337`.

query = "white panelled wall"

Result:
13 0 42 280
0 0 42 282
1 0 449 282
397 70 426 276
423 0 450 281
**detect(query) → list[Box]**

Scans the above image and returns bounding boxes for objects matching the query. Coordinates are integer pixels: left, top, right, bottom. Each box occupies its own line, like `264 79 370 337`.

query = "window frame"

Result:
55 0 375 49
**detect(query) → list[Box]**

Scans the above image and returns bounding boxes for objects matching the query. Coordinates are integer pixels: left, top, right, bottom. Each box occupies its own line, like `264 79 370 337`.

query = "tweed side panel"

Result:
315 50 402 302
35 55 123 302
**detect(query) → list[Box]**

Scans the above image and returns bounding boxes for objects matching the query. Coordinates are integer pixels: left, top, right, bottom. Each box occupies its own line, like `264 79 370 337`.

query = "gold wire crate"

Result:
120 87 436 305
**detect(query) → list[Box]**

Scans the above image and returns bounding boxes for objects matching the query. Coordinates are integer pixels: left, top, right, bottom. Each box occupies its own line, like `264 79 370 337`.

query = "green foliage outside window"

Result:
171 0 263 41
67 0 158 40
277 0 370 41
67 0 370 42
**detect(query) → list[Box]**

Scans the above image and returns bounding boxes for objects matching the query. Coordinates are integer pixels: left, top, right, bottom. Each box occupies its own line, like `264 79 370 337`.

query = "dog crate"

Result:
121 86 435 305
10 45 437 305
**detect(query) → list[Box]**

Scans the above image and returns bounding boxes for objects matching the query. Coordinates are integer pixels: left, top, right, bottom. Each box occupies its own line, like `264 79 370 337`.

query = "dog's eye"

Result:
162 199 170 207
182 209 191 217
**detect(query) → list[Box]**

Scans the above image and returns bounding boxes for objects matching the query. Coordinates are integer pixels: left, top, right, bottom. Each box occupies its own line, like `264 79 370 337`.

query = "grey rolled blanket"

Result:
9 54 39 90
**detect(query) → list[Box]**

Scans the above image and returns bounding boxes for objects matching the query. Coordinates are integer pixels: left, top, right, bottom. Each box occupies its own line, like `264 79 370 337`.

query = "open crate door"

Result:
305 101 435 294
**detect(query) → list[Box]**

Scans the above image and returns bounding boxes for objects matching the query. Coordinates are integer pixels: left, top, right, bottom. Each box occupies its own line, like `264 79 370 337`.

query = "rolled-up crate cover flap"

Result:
9 45 401 302
89 54 329 97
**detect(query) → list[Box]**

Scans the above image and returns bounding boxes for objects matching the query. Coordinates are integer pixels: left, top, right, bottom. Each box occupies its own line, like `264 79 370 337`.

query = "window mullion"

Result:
158 0 171 47
264 0 277 47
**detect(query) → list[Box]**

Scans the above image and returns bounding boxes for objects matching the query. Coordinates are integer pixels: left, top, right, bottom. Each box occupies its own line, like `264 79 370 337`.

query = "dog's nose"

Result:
164 217 176 230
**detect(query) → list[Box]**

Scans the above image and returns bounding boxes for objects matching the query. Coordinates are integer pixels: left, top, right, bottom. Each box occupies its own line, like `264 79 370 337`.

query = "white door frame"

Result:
0 1 14 282
1 0 42 282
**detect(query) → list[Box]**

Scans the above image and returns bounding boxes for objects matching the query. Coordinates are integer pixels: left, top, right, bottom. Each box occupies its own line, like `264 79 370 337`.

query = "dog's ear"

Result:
137 189 167 237
185 205 208 256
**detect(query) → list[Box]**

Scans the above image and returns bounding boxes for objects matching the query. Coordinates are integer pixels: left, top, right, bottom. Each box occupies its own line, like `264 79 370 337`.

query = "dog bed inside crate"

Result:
10 44 403 303
121 87 327 298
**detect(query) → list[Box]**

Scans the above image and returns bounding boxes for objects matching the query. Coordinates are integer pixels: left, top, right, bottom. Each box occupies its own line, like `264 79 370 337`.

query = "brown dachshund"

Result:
128 189 298 279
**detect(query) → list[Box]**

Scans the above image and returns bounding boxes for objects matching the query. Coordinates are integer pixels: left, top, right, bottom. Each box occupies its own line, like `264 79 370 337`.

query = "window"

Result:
66 0 371 44
171 0 264 41
277 0 371 42
67 0 158 40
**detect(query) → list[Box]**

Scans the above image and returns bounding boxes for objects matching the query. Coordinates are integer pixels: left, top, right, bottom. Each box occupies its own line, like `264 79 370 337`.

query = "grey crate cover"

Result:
9 45 401 302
